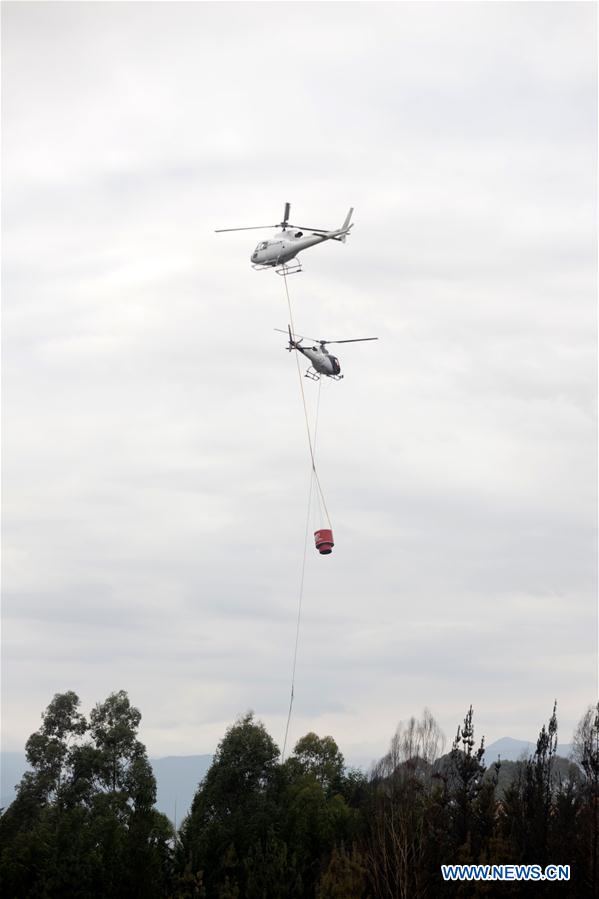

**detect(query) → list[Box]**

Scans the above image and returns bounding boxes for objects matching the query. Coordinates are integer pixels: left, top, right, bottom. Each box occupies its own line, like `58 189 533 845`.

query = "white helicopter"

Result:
215 203 354 273
276 326 378 381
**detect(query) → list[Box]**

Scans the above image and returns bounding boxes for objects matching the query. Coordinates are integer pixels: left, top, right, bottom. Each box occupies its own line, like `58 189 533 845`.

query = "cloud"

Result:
2 2 596 761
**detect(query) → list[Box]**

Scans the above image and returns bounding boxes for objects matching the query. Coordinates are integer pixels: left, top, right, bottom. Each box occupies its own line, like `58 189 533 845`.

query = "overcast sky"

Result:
2 1 597 766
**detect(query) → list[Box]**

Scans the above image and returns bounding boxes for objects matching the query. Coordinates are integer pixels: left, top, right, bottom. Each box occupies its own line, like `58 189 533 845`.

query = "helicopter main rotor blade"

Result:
288 224 329 233
215 224 278 232
275 329 378 347
321 337 379 345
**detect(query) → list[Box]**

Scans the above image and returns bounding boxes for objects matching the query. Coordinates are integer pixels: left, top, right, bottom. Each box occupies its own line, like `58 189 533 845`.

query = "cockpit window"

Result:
259 241 269 250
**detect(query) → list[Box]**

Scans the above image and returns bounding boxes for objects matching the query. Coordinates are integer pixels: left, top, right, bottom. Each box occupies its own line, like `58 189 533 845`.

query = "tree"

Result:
88 689 145 793
24 690 87 797
177 712 282 898
69 690 174 897
498 702 561 883
366 709 447 899
290 733 345 794
524 702 558 866
316 843 369 898
0 690 173 899
573 702 599 897
447 705 488 852
177 719 364 898
280 732 361 897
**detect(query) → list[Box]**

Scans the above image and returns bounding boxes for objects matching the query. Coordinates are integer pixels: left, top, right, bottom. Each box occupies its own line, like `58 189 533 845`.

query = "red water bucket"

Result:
314 528 334 555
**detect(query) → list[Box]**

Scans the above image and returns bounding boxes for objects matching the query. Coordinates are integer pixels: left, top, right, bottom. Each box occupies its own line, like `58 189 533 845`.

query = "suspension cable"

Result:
282 270 332 528
281 268 330 761
281 377 323 762
281 465 313 762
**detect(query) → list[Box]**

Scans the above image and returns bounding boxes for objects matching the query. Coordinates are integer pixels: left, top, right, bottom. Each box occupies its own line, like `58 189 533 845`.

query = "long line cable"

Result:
281 377 323 761
282 270 332 528
281 266 329 760
281 468 312 762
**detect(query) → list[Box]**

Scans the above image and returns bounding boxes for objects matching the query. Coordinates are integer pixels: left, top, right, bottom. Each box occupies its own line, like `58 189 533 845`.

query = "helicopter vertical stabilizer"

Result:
339 207 354 242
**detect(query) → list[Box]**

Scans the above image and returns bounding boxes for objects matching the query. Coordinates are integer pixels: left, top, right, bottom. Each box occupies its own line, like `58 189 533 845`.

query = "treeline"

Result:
1 692 597 898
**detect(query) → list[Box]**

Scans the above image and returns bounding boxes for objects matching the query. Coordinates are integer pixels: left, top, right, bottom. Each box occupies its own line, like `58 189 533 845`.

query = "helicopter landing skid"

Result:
275 259 302 276
304 368 344 382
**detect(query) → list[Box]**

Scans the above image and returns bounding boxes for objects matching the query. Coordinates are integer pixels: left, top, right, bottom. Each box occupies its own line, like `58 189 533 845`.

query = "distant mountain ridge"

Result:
1 737 575 824
151 755 212 824
483 737 572 764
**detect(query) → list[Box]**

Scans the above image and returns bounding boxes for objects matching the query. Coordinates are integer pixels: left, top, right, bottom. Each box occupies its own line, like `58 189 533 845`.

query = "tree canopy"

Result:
2 697 596 898
0 690 173 899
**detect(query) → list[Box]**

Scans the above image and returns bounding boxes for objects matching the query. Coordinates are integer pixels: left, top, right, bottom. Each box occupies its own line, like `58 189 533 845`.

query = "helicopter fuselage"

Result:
294 344 341 377
251 230 342 268
278 317 377 382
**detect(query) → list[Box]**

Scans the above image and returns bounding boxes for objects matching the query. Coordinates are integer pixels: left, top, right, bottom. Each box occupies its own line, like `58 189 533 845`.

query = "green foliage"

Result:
178 718 362 898
572 703 599 897
4 696 597 899
0 690 173 899
88 689 146 794
498 702 559 869
25 691 87 792
448 706 487 846
177 712 282 897
281 733 364 897
290 733 345 794
316 843 369 898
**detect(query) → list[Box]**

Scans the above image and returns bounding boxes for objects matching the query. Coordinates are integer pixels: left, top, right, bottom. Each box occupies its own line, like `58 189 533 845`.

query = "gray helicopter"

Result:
216 203 354 273
276 326 378 381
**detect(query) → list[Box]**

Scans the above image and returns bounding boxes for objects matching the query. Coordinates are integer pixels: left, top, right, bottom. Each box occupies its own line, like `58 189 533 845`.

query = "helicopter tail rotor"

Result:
286 324 304 351
274 326 302 350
